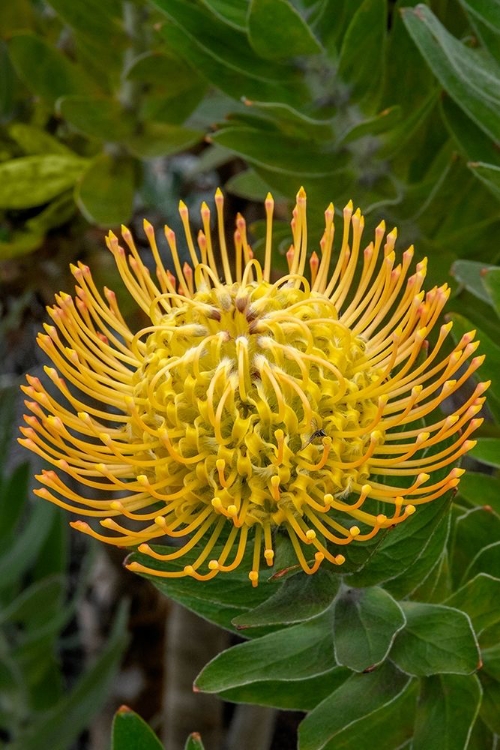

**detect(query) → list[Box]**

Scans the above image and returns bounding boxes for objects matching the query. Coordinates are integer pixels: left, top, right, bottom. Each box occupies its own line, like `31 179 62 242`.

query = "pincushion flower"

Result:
19 189 488 585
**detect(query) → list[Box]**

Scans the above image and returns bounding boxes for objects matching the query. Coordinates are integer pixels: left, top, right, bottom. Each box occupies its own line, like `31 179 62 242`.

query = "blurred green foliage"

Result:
1 0 500 748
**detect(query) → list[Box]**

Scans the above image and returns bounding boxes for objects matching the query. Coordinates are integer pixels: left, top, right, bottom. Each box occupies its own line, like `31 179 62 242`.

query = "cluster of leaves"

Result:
0 388 128 750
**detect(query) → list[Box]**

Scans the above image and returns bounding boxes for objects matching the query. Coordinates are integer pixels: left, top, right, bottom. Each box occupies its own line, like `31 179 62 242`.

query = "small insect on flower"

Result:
19 189 488 585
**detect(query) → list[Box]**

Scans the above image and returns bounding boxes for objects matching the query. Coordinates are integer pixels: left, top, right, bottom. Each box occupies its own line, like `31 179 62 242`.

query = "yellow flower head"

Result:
20 189 488 585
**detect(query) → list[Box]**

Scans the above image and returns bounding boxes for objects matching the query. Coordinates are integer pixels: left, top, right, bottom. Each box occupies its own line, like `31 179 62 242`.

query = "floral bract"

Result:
20 189 488 585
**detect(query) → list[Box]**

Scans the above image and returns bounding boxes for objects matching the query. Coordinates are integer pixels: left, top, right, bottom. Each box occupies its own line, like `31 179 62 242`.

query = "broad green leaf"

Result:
195 609 336 693
337 106 401 146
469 161 500 203
247 0 322 60
125 122 203 159
482 267 500 313
298 661 411 750
467 717 497 750
469 439 500 469
482 643 500 682
241 99 334 140
8 33 98 105
57 95 134 142
211 125 347 176
184 733 205 750
112 706 163 750
225 169 275 201
7 123 73 156
458 472 500 514
464 541 500 580
337 0 386 104
9 601 128 750
442 97 500 168
460 0 500 61
128 545 279 634
156 0 305 105
451 260 497 303
346 494 452 588
451 506 500 585
0 155 88 209
0 231 44 259
232 569 339 629
45 0 124 47
478 673 500 734
76 154 135 227
390 602 480 676
413 674 482 750
217 666 350 711
401 6 500 143
201 0 247 29
333 586 405 672
444 574 500 633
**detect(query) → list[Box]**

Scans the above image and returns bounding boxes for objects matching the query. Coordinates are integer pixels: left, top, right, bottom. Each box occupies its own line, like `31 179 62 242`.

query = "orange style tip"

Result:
100 518 114 529
137 474 149 486
305 529 316 541
138 543 151 553
184 565 195 575
344 199 353 213
227 505 238 517
376 514 387 524
350 526 361 538
249 571 259 586
120 224 131 238
208 560 219 571
297 186 306 201
464 440 477 450
265 192 274 207
143 217 153 231
405 505 416 516
324 493 333 506
215 187 223 201
212 497 222 510
154 516 167 527
264 549 274 563
70 520 90 531
315 552 325 562
335 555 345 565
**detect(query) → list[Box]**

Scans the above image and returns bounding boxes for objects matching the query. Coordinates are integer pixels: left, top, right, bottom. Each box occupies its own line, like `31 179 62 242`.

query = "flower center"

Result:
130 279 385 530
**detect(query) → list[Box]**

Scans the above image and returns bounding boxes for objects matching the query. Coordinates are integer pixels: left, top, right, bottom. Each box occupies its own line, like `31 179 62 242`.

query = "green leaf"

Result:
0 155 88 209
231 569 339 629
57 95 135 142
211 125 346 176
76 153 135 227
195 609 336 694
298 662 412 750
0 462 29 544
247 0 322 60
217 666 349 711
467 717 497 750
156 0 305 105
337 106 401 146
184 733 205 750
444 574 500 634
112 706 164 750
451 507 500 585
464 541 500 580
460 0 500 61
7 123 73 156
390 602 480 676
451 260 497 303
125 122 203 159
413 674 482 750
333 586 405 672
10 601 128 750
478 673 500 734
401 6 500 143
346 494 452 588
25 192 76 235
482 267 500 313
469 439 500 469
469 161 500 203
225 169 275 201
8 32 98 105
337 0 386 104
458 472 500 514
442 97 500 168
